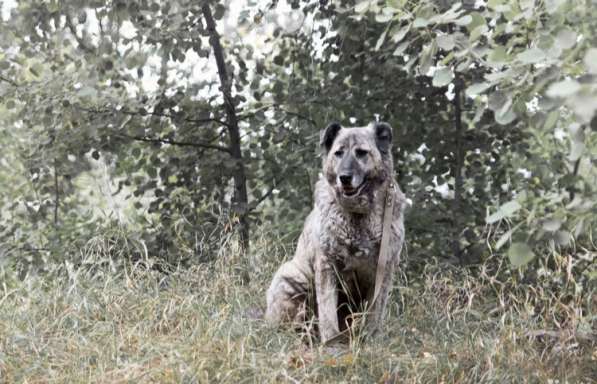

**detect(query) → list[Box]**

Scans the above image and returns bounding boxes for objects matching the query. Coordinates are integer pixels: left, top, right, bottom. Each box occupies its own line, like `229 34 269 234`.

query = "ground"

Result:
0 243 594 383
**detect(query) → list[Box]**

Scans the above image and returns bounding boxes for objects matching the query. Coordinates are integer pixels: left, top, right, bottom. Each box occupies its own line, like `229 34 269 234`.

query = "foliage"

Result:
363 0 597 263
0 1 595 281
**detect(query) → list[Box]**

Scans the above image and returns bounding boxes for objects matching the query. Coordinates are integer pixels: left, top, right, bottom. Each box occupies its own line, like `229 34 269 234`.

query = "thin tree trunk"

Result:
54 158 59 227
451 76 464 263
202 4 250 253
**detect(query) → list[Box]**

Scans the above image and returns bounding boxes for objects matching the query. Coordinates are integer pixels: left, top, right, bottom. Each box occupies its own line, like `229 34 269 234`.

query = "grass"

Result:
0 236 595 383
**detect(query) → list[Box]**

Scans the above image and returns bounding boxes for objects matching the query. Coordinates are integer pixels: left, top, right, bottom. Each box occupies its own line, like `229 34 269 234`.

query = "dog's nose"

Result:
339 174 352 186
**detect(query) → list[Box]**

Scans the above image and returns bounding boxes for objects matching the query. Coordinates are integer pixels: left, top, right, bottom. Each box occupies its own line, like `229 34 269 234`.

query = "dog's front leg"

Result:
315 257 339 343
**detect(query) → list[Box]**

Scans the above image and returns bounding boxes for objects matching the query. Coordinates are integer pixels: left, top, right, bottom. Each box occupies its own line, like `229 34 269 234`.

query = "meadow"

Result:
1 233 594 383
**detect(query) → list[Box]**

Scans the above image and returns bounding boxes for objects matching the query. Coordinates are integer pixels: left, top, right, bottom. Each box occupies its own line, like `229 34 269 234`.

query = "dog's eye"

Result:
355 149 369 158
334 150 344 157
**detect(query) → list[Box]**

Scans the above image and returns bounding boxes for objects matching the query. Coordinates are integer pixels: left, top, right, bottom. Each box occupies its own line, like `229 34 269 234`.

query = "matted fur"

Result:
265 122 406 343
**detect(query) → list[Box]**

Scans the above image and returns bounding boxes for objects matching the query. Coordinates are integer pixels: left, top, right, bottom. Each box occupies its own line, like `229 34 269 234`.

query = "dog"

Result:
265 122 406 343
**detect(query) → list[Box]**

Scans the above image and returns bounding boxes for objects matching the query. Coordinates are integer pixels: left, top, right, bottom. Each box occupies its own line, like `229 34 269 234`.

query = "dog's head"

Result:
321 122 394 212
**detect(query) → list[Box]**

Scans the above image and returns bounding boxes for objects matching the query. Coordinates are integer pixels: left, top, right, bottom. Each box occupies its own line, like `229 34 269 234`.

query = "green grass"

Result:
0 238 595 383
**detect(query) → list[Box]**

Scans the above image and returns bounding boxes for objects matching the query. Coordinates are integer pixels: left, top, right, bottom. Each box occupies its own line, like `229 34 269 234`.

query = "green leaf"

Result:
487 0 505 10
543 110 559 130
516 48 546 64
495 106 516 125
486 200 521 224
375 10 393 23
436 34 455 51
495 222 523 250
413 18 428 28
214 4 226 20
467 12 486 31
508 242 535 267
393 41 409 56
555 230 571 246
569 140 585 161
375 27 389 51
432 67 453 87
455 15 472 26
555 29 577 50
466 82 490 98
355 1 370 13
391 25 410 43
583 48 597 74
545 0 565 14
77 86 97 98
418 41 437 76
546 79 581 98
542 219 562 232
488 46 510 64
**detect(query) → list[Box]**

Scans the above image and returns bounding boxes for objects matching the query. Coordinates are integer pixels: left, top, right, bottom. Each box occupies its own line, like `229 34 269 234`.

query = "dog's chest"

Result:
320 214 381 274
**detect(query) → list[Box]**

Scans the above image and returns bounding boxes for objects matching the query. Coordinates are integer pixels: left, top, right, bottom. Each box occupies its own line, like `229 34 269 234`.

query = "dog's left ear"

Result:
374 122 393 155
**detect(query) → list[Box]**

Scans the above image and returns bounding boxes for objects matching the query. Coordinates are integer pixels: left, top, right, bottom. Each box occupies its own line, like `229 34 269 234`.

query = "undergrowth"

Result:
0 233 595 383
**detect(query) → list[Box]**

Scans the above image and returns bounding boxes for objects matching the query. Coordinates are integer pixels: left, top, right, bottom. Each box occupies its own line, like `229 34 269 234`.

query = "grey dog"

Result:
265 122 406 343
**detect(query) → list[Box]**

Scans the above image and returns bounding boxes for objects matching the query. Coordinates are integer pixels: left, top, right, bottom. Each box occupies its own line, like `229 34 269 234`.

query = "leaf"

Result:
516 48 546 64
354 1 370 13
413 18 428 28
455 15 472 26
492 94 516 125
375 27 389 51
393 41 409 56
418 41 437 76
488 46 510 64
508 242 535 267
495 106 516 125
488 91 508 112
583 48 597 74
543 110 559 130
375 10 393 23
546 79 581 98
545 0 565 14
555 29 577 50
465 82 490 98
495 229 513 250
432 67 453 87
501 201 522 217
486 200 521 224
495 222 523 250
214 4 226 20
436 34 455 51
555 230 571 246
569 140 585 161
542 219 562 232
391 25 410 43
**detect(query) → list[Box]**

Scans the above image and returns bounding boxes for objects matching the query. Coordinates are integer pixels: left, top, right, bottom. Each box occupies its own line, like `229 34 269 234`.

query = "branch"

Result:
451 74 465 263
238 103 317 126
65 13 96 54
78 106 229 127
0 75 19 87
116 133 231 153
248 181 280 212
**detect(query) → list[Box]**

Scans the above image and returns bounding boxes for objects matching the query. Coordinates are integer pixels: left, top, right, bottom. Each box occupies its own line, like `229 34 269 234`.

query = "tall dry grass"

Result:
0 232 594 383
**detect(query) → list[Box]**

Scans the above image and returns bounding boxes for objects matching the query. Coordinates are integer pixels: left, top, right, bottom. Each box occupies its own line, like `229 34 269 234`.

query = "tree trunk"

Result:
451 76 464 263
202 4 250 253
54 158 59 227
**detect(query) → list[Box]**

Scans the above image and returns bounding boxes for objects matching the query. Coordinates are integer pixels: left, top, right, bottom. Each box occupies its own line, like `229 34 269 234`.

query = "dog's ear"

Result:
320 122 342 153
374 122 393 155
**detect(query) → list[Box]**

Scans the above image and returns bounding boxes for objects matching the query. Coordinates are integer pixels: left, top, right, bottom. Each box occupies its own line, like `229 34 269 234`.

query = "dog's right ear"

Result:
320 122 342 153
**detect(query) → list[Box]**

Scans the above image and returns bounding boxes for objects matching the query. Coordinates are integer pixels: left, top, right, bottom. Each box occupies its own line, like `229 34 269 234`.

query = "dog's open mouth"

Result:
342 181 367 197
